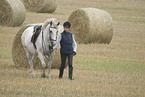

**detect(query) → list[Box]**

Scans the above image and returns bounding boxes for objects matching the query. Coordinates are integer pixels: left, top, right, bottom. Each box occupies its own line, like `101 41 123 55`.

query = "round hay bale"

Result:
68 8 113 44
12 24 66 69
0 0 26 27
0 26 1 32
12 24 39 68
21 0 57 13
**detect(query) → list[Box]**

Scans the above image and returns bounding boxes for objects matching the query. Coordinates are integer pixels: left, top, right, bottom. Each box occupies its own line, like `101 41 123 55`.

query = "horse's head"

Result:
49 21 60 44
42 18 60 46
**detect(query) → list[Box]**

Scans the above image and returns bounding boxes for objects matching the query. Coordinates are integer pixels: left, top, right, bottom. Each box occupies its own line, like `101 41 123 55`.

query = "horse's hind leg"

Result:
29 54 36 76
24 48 35 76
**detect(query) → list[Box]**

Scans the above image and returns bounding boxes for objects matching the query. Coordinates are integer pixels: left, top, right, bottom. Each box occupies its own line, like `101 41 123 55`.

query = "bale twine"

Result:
68 8 113 44
12 24 66 69
21 0 57 13
0 0 26 27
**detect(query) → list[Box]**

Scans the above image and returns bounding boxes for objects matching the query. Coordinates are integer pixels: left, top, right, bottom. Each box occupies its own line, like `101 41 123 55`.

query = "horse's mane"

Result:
41 18 56 30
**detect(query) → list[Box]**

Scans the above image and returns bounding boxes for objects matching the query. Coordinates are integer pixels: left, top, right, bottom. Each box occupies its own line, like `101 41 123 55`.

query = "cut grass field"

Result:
0 0 145 96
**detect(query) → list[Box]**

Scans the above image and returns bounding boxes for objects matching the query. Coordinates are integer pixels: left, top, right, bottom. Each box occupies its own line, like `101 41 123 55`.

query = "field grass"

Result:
0 0 145 96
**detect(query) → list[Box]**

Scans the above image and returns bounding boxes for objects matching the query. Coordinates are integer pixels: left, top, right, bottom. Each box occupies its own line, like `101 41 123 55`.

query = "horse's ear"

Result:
50 21 53 26
57 22 60 26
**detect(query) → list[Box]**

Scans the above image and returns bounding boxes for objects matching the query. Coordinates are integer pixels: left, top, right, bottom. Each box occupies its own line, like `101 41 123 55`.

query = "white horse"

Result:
21 18 60 78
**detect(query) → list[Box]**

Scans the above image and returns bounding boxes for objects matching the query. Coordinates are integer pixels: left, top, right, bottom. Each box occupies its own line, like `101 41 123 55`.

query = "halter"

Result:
48 26 58 50
48 26 58 42
42 25 58 61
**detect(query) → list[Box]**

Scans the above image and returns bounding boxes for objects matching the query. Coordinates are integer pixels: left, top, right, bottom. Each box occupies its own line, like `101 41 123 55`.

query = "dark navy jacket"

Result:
60 31 73 54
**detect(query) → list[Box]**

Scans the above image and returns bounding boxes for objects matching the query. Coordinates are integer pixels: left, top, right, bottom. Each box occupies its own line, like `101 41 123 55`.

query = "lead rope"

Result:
48 26 54 61
42 29 53 61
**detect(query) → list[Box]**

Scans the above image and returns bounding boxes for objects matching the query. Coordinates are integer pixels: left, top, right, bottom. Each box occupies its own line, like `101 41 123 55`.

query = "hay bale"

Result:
68 8 113 44
0 0 26 27
12 24 39 68
0 26 1 32
12 24 66 69
21 0 57 13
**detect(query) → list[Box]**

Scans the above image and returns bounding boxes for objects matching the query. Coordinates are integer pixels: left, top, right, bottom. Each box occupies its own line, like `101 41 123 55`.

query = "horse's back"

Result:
21 26 33 48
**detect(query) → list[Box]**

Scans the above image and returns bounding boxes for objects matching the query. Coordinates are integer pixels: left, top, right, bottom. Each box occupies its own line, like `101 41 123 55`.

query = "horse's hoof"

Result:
41 74 46 78
32 73 35 77
47 76 51 79
29 70 32 74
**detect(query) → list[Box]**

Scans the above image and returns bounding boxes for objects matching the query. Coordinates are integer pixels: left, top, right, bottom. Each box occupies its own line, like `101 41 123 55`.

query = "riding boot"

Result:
59 69 64 78
59 53 66 79
69 67 73 80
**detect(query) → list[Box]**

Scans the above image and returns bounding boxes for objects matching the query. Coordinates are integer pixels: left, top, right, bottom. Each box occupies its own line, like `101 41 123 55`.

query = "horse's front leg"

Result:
38 52 46 78
47 52 54 79
47 60 52 79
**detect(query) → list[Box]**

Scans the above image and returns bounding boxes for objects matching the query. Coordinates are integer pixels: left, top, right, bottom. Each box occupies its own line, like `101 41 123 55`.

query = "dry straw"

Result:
12 24 66 69
0 0 26 26
21 0 57 13
68 8 113 44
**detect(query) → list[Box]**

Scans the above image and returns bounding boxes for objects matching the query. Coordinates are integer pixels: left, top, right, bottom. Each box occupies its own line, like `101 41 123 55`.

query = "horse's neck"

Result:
43 28 50 46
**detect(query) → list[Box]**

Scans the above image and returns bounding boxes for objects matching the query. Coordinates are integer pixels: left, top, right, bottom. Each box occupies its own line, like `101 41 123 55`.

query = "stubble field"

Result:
0 0 145 96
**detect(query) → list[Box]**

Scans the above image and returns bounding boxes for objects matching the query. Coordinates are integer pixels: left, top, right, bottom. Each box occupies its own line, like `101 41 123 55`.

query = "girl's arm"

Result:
72 35 77 52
